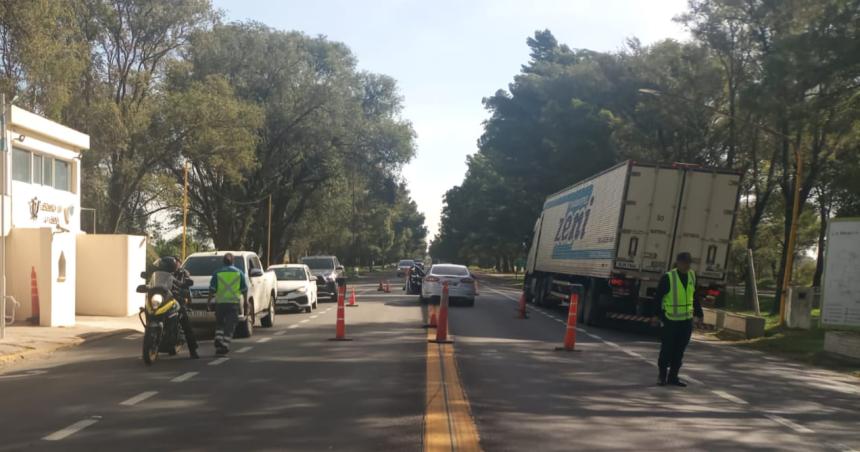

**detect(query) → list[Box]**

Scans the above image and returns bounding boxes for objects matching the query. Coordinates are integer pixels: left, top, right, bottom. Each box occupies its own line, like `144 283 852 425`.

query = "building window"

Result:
12 148 31 182
54 160 71 192
33 154 43 184
43 156 53 187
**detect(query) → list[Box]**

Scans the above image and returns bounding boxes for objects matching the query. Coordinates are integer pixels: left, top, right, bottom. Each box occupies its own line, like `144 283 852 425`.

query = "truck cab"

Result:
183 251 277 337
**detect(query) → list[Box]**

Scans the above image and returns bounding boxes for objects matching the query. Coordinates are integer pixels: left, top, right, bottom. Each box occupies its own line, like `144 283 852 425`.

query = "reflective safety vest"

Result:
215 270 242 304
662 269 695 321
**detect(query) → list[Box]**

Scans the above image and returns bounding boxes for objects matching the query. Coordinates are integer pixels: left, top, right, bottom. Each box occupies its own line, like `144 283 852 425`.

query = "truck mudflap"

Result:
605 312 652 323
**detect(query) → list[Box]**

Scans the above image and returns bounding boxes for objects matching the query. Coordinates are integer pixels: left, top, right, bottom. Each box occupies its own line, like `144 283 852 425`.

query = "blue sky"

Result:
213 0 690 239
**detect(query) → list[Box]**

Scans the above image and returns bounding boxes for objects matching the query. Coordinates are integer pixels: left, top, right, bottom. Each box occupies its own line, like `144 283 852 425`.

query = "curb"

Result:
0 327 138 368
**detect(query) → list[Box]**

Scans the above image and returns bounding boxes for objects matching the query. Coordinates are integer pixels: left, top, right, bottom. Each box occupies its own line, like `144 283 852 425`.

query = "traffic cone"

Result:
423 304 438 328
329 285 352 341
516 291 528 319
29 267 40 324
555 291 580 351
377 280 384 292
429 282 453 344
347 287 358 307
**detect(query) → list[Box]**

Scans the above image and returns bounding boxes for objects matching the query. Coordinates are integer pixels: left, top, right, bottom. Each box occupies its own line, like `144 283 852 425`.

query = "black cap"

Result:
223 253 234 266
676 252 692 264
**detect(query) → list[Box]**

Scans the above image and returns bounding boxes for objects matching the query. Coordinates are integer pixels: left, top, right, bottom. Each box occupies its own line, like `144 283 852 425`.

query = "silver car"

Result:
420 264 477 307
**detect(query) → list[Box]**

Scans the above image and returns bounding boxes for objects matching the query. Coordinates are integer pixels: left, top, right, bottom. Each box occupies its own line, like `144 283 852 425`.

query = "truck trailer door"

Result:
615 165 684 274
672 170 740 282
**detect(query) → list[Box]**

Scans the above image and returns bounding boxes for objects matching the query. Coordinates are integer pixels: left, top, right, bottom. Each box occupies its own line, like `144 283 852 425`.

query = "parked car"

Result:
420 264 477 307
183 251 277 337
397 259 415 277
300 255 345 301
270 264 318 313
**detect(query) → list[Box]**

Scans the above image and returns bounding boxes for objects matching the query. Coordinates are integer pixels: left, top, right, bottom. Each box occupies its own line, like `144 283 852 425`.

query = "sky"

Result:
213 0 691 240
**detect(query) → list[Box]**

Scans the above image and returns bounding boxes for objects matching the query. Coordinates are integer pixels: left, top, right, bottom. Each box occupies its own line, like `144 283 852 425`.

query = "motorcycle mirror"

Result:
136 284 148 293
140 271 147 279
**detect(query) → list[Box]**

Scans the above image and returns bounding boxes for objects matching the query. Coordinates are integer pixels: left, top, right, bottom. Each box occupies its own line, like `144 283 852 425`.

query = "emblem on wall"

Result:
29 197 41 220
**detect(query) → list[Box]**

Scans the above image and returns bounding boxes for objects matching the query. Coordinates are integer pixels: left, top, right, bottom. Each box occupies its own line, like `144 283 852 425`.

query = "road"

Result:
0 273 857 451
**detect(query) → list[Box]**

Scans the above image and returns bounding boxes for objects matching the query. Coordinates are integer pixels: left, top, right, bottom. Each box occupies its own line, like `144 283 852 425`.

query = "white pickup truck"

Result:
182 251 277 338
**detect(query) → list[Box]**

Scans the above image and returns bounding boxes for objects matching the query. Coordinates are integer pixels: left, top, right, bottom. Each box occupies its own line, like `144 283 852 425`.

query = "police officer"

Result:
652 252 703 387
156 256 199 359
207 253 248 355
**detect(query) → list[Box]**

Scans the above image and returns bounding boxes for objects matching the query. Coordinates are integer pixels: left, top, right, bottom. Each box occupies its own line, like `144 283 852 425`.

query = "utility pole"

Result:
181 162 189 262
1 94 7 339
267 194 272 268
779 146 803 324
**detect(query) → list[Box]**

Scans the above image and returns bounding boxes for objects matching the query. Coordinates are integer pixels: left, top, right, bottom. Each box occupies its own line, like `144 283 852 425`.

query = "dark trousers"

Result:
178 306 198 353
658 319 693 381
214 303 239 352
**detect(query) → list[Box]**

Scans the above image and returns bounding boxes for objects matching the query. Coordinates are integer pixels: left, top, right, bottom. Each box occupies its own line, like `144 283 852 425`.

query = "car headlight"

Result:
297 287 307 293
149 293 163 310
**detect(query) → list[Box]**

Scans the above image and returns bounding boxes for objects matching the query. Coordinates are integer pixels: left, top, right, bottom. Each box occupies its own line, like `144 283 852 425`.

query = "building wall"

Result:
6 227 76 326
76 235 147 316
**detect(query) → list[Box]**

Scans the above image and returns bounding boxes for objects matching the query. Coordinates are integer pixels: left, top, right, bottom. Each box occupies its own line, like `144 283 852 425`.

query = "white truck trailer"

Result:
524 161 741 325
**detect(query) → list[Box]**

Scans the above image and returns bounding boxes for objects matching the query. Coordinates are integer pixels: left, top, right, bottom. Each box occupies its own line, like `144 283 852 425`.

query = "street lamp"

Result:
637 88 802 324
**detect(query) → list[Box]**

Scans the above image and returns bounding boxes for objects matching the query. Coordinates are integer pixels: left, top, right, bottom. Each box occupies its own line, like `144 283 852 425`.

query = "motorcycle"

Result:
405 266 424 295
136 270 186 365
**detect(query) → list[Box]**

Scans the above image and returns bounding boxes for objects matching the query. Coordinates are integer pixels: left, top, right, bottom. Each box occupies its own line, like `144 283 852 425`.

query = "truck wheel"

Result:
235 303 254 338
261 297 275 328
534 278 549 306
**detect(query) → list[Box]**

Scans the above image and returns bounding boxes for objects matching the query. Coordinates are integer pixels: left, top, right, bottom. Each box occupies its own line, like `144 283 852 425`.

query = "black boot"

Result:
667 379 687 387
657 369 667 386
189 347 200 359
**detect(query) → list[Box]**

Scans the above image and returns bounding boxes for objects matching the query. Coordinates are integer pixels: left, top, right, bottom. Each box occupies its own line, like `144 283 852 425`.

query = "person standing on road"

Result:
653 252 703 387
207 253 248 355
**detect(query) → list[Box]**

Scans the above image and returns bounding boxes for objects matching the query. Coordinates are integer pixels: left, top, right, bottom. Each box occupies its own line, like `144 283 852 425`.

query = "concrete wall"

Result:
76 234 147 316
6 227 76 326
824 331 860 361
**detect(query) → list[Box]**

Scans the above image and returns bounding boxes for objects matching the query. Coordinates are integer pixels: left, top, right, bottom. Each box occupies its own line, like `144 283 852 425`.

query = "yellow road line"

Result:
424 329 481 452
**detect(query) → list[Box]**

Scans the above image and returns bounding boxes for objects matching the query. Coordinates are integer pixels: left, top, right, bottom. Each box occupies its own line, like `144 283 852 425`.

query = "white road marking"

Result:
274 330 287 336
621 349 644 359
300 319 310 323
119 391 158 406
123 334 139 340
764 414 814 434
0 369 47 379
209 357 229 366
826 442 858 452
288 324 300 329
712 390 748 405
685 376 704 385
604 341 622 349
171 372 198 383
235 346 253 354
256 337 271 343
43 417 101 441
587 333 603 340
310 315 318 319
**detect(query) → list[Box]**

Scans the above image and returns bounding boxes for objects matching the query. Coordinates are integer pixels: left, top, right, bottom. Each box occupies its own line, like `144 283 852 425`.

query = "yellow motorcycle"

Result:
136 270 186 365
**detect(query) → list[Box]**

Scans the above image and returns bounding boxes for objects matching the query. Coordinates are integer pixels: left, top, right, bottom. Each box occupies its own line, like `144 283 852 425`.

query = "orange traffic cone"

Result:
29 267 40 324
347 287 358 307
429 282 453 344
423 304 438 328
555 291 580 351
516 291 528 319
329 285 352 341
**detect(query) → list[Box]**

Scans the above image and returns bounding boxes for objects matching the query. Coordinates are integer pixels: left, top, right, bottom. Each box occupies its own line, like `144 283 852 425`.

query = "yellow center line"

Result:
424 328 481 452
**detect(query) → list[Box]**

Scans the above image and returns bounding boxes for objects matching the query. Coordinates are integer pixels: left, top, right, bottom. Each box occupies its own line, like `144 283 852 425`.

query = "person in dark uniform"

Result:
652 252 703 387
156 256 199 359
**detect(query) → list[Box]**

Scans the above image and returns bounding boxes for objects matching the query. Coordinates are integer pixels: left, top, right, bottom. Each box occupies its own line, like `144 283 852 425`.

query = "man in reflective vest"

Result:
652 252 703 387
207 253 248 355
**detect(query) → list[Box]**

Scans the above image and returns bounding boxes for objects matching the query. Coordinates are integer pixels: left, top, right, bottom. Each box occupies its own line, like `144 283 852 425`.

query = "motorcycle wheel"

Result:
142 329 159 365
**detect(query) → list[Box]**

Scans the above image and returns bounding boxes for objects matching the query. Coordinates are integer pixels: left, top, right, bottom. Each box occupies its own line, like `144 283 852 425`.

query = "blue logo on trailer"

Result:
547 184 613 260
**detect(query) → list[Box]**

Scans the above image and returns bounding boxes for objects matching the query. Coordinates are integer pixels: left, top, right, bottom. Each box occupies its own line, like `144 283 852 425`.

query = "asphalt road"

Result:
0 273 857 451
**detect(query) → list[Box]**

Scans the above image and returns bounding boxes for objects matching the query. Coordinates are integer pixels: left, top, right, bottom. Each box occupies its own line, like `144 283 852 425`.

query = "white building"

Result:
3 105 145 326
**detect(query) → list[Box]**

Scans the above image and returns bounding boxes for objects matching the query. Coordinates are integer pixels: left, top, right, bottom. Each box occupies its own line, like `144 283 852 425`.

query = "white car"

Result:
183 251 277 338
421 264 477 307
270 264 318 313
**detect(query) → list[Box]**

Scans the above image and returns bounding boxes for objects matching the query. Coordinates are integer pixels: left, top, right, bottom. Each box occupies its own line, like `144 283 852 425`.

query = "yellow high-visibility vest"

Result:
662 269 695 321
215 271 242 304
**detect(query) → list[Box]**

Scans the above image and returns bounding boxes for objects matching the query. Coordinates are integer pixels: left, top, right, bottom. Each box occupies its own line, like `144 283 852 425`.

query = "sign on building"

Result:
821 218 860 328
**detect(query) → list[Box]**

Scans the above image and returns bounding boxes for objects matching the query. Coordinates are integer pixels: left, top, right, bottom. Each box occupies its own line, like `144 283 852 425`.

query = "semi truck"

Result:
524 160 741 326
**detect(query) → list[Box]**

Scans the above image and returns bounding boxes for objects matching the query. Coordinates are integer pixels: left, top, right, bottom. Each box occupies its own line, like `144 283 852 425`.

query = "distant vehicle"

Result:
183 251 277 338
524 161 741 326
270 264 318 313
397 259 415 277
301 255 345 301
421 264 477 307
